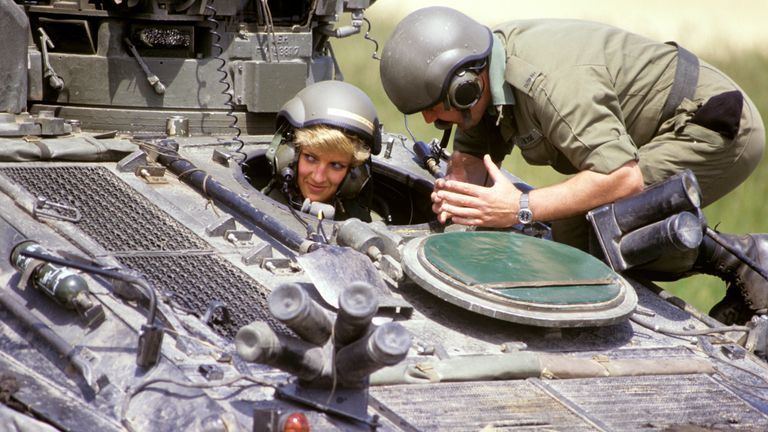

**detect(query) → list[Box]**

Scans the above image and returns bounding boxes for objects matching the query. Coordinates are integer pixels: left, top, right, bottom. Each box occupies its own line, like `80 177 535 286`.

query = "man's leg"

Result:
638 62 764 207
696 230 768 324
637 68 766 323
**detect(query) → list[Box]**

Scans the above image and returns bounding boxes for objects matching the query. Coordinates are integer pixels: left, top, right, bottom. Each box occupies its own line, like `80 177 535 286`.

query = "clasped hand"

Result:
431 155 522 227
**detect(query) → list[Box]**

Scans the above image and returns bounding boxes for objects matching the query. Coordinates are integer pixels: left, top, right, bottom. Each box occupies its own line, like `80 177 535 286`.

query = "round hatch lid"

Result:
402 231 637 327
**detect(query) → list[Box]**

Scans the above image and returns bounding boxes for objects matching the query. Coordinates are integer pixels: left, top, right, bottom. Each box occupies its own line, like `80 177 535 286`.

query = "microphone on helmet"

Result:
280 166 295 182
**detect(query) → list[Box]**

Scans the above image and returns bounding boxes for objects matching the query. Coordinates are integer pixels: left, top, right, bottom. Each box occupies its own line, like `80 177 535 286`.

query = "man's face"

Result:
296 149 352 203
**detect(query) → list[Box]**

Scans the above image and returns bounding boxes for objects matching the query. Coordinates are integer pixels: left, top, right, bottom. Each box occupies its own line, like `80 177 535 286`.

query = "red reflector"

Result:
282 412 310 432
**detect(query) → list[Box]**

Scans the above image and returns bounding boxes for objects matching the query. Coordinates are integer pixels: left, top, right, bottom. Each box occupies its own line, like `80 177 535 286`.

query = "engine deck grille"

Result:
1 165 285 339
370 373 768 431
543 374 768 431
370 380 597 431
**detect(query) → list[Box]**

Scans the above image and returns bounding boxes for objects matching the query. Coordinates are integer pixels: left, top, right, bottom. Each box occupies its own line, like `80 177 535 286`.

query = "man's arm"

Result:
432 155 644 227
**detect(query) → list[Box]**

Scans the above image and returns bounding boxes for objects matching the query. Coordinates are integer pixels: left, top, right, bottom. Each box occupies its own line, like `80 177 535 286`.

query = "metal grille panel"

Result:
118 254 289 339
1 166 208 252
544 374 768 431
369 380 596 431
1 165 284 340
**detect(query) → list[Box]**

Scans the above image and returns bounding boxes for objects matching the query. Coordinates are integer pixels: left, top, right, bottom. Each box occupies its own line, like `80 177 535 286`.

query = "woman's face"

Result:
296 148 352 203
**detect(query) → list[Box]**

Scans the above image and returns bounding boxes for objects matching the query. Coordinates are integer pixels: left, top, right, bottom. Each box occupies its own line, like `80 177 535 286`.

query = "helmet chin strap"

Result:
439 126 452 150
435 124 453 163
461 108 472 125
434 119 453 130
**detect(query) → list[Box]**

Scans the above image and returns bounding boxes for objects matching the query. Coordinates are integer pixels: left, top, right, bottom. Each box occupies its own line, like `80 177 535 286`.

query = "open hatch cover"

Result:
402 231 637 327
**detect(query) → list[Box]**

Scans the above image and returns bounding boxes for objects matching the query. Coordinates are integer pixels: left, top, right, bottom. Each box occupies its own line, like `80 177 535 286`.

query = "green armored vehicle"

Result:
2 1 768 431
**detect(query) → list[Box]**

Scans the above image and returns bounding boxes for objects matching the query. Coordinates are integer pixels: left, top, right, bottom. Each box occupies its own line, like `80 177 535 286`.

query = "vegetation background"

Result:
332 0 768 313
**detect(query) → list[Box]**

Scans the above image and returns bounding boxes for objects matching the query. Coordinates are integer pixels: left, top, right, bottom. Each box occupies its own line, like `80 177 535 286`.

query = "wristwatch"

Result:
517 192 533 225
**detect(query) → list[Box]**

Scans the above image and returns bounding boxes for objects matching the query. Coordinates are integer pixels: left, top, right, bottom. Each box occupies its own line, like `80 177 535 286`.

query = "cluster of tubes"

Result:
235 282 411 388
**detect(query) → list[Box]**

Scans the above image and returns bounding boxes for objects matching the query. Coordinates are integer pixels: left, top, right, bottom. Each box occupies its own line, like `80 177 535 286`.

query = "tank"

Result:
2 1 768 431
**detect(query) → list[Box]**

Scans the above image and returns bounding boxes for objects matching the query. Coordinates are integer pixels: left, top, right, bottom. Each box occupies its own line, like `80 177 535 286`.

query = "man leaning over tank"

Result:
379 6 767 324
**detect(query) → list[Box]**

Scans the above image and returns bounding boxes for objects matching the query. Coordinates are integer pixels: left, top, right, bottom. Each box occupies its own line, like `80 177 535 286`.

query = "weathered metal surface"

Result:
1 1 767 431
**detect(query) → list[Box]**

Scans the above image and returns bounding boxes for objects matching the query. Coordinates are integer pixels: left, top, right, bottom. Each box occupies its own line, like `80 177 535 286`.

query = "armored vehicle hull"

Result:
2 1 768 431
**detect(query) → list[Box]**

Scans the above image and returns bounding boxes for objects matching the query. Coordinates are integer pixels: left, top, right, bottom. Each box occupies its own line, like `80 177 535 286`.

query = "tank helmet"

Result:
277 80 381 155
380 7 493 115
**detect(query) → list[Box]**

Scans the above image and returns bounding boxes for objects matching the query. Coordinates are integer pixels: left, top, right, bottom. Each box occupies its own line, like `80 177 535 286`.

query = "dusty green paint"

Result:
422 231 621 304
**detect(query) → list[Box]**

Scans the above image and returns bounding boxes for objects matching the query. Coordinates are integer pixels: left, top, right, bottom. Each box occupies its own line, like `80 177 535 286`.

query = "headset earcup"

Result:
268 133 298 180
371 118 382 156
337 163 371 199
448 69 481 110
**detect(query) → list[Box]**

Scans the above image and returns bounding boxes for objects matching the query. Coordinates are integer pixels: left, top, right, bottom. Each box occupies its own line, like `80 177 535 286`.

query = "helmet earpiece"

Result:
336 162 371 200
266 130 298 181
447 68 482 110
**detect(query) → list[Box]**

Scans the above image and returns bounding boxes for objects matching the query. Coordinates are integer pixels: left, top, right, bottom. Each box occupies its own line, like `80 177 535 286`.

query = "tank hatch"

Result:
402 231 637 327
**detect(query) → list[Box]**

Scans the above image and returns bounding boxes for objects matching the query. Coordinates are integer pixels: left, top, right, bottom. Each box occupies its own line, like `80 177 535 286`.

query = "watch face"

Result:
518 208 533 224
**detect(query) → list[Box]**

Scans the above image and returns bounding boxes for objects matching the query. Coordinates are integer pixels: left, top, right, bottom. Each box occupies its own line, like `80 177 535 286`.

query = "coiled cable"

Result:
205 0 247 163
363 17 380 60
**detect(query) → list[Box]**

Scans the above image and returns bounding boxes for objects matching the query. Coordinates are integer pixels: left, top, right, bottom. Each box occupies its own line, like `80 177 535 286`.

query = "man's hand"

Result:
432 151 490 223
443 151 490 185
431 155 521 227
431 155 645 226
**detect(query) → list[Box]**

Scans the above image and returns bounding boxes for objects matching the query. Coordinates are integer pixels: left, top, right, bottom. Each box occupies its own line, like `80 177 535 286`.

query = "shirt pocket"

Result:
679 121 730 154
515 128 555 166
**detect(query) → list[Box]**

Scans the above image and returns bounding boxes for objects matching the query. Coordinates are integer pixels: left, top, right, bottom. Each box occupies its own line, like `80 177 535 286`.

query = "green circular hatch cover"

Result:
421 231 621 305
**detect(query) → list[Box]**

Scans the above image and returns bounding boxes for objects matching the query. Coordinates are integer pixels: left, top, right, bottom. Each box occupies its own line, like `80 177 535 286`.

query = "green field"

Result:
334 30 768 315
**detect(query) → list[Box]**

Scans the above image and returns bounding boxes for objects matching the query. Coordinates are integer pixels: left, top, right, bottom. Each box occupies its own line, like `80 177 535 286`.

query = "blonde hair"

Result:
293 125 370 166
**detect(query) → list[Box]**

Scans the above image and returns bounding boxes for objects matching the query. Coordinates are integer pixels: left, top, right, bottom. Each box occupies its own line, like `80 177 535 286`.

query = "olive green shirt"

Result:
455 19 678 175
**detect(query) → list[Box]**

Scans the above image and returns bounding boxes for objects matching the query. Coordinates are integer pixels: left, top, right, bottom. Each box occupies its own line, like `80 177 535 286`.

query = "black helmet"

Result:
277 80 382 155
380 7 492 115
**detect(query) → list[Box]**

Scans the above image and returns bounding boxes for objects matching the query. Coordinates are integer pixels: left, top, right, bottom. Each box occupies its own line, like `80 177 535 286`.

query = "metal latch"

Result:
135 165 168 184
33 196 82 222
225 230 254 247
38 28 65 90
124 37 166 95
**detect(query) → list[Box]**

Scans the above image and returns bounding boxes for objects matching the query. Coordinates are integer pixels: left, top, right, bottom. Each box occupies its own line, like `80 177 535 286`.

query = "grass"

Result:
333 30 768 314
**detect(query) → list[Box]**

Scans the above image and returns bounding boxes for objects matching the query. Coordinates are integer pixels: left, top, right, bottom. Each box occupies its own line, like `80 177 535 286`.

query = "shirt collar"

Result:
489 33 516 108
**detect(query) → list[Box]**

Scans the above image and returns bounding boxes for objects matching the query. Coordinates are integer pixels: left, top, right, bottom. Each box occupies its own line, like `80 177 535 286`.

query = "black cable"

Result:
375 180 415 225
121 374 279 432
712 361 768 390
205 0 247 164
283 186 311 232
437 127 452 161
362 18 380 60
19 249 159 325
